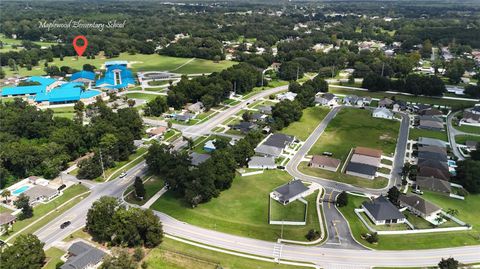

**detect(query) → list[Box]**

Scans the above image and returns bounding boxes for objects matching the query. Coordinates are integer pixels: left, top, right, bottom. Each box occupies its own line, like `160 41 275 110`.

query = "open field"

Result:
45 106 76 120
143 237 300 269
455 135 480 144
298 162 388 189
1 184 90 241
151 170 320 242
3 53 236 77
409 128 448 141
279 106 330 141
309 108 399 159
269 198 306 222
329 88 478 108
338 193 480 250
125 92 159 102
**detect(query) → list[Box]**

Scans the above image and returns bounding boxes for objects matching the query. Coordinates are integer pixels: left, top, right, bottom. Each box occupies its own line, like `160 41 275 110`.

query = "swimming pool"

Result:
12 185 30 196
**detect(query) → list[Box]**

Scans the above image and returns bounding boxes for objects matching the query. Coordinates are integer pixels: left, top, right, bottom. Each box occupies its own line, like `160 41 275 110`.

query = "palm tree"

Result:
1 189 11 203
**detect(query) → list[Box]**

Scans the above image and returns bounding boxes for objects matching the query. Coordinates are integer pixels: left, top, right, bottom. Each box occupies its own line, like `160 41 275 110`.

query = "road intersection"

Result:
33 84 480 268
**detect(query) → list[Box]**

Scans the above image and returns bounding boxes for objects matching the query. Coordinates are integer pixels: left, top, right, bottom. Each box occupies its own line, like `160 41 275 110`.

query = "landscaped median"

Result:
1 184 90 242
337 192 480 250
151 170 321 242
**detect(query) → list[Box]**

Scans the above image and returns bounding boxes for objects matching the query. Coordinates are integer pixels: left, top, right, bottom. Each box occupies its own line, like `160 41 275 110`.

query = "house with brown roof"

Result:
147 126 167 137
418 166 450 181
399 194 442 220
416 176 451 194
354 147 383 158
350 154 381 167
309 155 341 172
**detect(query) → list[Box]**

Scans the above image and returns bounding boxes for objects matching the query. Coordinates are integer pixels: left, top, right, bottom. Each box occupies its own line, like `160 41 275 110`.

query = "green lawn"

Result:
338 193 480 250
101 147 148 181
126 176 164 206
143 238 300 269
269 198 306 222
329 88 477 108
309 108 399 160
409 128 448 141
3 52 236 77
279 106 330 141
454 124 480 134
148 80 170 86
125 93 159 102
0 206 13 214
1 184 90 241
151 170 320 242
298 162 388 189
45 106 76 120
455 135 480 144
43 247 65 269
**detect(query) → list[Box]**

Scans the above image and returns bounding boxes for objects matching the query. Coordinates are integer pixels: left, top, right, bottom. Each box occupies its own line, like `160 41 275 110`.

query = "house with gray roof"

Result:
315 93 338 106
418 151 448 163
270 180 310 205
263 133 295 148
418 115 444 131
187 101 204 114
378 98 394 108
248 156 276 169
231 122 258 133
399 194 442 219
254 144 283 158
417 137 447 148
345 162 377 180
362 196 406 225
373 107 394 120
61 241 106 269
258 105 272 115
190 152 211 166
416 176 451 193
24 185 59 205
0 213 16 235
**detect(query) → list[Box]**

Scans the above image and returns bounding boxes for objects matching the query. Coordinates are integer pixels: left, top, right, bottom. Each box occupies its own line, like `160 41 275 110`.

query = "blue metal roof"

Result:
105 60 128 67
34 82 101 103
96 64 135 89
71 71 95 81
1 76 56 96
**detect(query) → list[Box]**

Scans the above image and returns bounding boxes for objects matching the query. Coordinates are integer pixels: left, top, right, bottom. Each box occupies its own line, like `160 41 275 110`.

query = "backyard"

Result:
151 170 321 242
279 106 330 141
269 198 307 222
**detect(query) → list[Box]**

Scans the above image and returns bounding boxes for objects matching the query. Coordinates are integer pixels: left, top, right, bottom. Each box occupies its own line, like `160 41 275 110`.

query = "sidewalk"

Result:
141 186 168 209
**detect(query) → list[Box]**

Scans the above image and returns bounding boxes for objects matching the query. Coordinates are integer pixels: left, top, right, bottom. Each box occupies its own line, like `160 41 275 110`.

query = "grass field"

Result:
126 176 164 206
269 198 306 222
309 108 399 159
1 184 89 241
143 238 300 269
338 193 480 250
409 128 448 141
455 135 480 144
43 247 65 269
125 92 159 102
454 124 480 134
298 162 388 189
3 53 236 77
151 170 320 242
329 88 477 108
279 106 330 141
45 106 76 120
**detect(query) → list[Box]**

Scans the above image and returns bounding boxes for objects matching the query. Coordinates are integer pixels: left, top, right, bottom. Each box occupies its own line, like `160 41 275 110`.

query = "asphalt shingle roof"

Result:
362 196 404 221
273 180 309 204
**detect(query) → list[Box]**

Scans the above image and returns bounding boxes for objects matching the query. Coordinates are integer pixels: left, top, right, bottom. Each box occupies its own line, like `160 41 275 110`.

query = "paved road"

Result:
447 111 466 161
286 107 410 196
321 189 365 250
155 211 480 268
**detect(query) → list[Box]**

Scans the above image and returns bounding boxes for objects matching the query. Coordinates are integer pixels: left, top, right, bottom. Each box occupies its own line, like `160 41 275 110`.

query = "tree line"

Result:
362 73 446 96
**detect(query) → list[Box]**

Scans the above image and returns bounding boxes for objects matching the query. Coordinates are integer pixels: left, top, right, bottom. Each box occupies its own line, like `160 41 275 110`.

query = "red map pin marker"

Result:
73 35 88 57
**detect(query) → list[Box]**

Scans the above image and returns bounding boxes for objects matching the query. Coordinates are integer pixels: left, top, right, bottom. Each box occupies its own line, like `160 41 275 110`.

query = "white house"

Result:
373 107 394 120
276 92 297 101
248 156 276 169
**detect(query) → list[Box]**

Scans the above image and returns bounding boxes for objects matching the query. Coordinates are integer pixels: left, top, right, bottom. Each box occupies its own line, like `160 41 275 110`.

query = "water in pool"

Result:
12 185 30 196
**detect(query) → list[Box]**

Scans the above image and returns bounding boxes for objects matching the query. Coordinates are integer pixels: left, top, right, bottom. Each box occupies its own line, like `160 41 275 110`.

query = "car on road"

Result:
60 221 71 229
119 172 127 178
322 152 333 156
412 188 424 195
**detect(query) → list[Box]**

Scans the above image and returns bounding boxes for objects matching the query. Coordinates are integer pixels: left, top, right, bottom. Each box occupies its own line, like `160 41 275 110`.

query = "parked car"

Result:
119 172 127 178
60 221 71 229
57 184 66 191
322 152 333 156
412 188 424 195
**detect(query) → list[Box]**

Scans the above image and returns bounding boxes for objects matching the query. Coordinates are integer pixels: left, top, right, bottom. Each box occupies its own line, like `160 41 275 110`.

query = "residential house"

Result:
399 194 442 219
60 241 106 269
416 176 451 194
258 106 272 115
190 152 211 166
315 93 338 106
308 155 341 172
419 108 443 116
173 113 195 122
466 141 479 151
350 154 381 167
24 185 59 205
462 111 480 124
251 113 268 122
418 145 447 155
0 213 16 235
418 166 450 181
417 137 447 148
362 196 406 225
418 116 444 131
254 144 283 158
372 107 394 120
354 147 383 158
378 98 394 108
203 140 216 152
187 101 204 114
276 92 297 101
472 105 480 115
270 180 310 205
248 156 276 169
345 162 377 179
255 133 295 158
231 122 258 133
147 126 167 137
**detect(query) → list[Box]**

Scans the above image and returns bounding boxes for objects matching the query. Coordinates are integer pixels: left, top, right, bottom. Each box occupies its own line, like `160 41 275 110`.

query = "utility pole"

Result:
99 148 106 180
381 62 385 77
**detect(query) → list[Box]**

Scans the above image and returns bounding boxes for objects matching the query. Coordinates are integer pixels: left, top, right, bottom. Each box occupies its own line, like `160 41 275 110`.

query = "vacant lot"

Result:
280 106 330 141
151 170 320 242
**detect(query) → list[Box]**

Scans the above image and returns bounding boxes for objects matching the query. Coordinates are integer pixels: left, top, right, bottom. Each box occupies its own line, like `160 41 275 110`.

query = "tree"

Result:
1 189 11 203
446 208 459 217
0 234 45 269
143 97 168 117
445 60 466 84
366 232 378 244
127 99 136 108
420 39 432 58
14 194 33 220
336 191 348 207
279 61 304 81
438 257 459 269
167 121 173 129
100 249 137 269
134 176 146 200
454 160 480 193
387 187 401 205
133 247 144 262
86 196 119 242
305 229 320 241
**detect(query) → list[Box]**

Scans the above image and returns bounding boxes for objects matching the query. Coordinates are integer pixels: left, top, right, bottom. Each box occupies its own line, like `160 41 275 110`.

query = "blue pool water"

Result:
12 185 30 196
